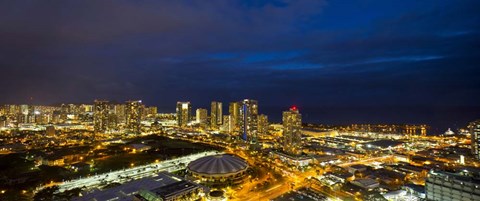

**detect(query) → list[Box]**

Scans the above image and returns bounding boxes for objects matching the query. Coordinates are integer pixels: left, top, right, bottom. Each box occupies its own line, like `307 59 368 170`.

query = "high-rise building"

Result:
258 114 269 136
113 104 126 124
210 101 222 129
470 120 480 160
126 100 142 133
196 108 208 127
145 106 158 117
239 99 258 142
94 100 110 133
221 115 235 133
176 102 191 128
426 170 480 201
0 116 7 127
229 102 240 132
80 104 93 113
46 125 56 136
283 106 302 155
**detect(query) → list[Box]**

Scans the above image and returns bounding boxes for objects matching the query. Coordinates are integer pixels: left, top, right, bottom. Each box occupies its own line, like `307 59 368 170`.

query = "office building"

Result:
239 99 258 142
426 170 480 201
470 120 480 160
126 100 142 133
283 106 302 155
210 101 222 129
176 102 191 128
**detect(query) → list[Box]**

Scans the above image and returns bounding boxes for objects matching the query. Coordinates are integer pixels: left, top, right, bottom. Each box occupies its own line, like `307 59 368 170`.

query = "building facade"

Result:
239 99 258 142
210 101 222 129
196 108 208 128
426 170 480 201
126 100 142 133
93 100 110 133
470 120 480 160
176 102 191 128
283 106 302 155
257 114 269 136
229 102 240 132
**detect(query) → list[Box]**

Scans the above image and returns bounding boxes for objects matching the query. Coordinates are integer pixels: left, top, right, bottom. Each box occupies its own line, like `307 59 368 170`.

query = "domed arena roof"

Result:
187 154 248 175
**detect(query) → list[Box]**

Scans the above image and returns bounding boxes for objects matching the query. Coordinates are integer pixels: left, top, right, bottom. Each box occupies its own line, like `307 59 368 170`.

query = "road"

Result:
34 151 221 193
338 155 394 167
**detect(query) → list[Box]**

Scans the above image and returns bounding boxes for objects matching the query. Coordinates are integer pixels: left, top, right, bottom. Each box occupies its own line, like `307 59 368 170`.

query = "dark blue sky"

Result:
0 0 479 131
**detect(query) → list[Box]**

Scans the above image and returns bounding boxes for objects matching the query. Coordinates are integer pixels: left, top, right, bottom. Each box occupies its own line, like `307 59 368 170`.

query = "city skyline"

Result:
2 1 480 201
0 98 475 132
0 0 479 131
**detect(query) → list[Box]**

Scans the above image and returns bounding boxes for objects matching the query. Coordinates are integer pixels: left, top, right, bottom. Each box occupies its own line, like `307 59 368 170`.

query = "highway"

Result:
338 155 394 167
35 151 221 193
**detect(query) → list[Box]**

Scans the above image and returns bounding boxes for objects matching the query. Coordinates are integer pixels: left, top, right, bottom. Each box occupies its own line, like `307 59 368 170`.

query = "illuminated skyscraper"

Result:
46 125 56 136
196 108 208 128
239 99 258 142
220 115 235 134
229 102 240 132
0 116 7 127
176 102 191 128
113 104 126 124
126 100 142 133
81 104 93 113
470 120 480 160
258 114 269 136
283 106 302 155
210 101 222 129
145 106 158 117
94 100 110 133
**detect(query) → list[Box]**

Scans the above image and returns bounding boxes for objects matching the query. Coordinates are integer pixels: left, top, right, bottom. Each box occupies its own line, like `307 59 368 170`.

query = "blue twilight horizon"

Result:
0 0 479 130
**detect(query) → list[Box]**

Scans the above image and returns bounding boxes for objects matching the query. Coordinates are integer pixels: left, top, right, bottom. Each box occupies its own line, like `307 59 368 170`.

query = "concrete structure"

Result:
239 99 258 142
187 154 248 186
73 172 203 201
272 151 312 167
45 125 56 136
93 100 110 133
126 100 142 133
350 178 379 190
426 170 480 201
221 115 234 134
196 108 208 127
347 164 368 174
257 114 268 136
283 106 302 155
176 102 191 128
470 120 480 160
210 101 222 129
229 102 240 132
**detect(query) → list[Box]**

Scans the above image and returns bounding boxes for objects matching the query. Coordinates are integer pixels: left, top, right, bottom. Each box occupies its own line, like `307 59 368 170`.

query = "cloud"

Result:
0 0 479 128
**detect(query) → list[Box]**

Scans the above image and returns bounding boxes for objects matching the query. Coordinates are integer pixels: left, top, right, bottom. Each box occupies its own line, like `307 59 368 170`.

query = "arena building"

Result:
187 154 249 186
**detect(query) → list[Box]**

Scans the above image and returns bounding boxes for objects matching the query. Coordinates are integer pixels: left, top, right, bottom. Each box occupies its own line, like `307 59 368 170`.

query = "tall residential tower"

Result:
210 101 222 129
283 106 302 155
176 102 191 128
239 99 258 142
93 100 110 133
470 120 480 160
126 100 142 133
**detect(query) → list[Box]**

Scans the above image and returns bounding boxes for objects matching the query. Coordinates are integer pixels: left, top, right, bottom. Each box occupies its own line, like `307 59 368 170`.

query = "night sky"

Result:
1 1 479 131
